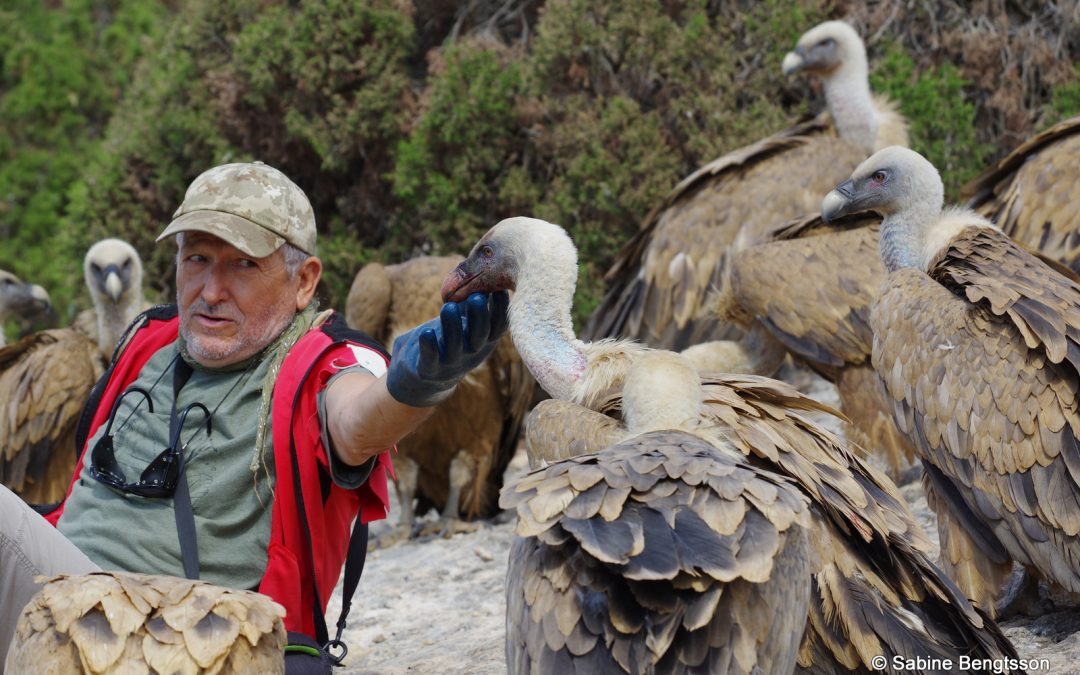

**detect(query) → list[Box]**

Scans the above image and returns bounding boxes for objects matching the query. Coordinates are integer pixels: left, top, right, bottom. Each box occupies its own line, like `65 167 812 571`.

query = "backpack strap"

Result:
287 313 386 660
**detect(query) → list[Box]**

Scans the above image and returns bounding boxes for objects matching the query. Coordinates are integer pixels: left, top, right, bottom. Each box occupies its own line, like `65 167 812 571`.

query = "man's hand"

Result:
386 291 509 407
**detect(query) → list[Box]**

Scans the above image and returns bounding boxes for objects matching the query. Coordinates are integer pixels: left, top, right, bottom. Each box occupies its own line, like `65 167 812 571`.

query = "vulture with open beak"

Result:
964 115 1080 272
0 239 146 505
444 217 1019 673
345 256 532 538
0 269 52 348
8 571 286 674
584 20 908 350
823 145 1080 615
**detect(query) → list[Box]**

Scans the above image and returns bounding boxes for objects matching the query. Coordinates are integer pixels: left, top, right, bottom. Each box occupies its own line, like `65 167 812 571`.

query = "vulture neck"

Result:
96 296 138 357
508 245 589 403
880 205 940 273
824 64 878 153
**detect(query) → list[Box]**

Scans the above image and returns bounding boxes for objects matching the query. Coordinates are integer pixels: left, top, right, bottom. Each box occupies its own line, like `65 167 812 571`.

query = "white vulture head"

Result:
821 146 983 272
83 238 144 353
782 20 867 80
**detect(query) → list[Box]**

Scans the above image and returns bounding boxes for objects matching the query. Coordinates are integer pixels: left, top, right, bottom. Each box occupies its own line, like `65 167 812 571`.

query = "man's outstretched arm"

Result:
325 291 508 467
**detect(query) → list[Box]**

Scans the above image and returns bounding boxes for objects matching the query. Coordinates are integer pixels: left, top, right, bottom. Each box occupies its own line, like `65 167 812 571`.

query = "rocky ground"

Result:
329 365 1080 674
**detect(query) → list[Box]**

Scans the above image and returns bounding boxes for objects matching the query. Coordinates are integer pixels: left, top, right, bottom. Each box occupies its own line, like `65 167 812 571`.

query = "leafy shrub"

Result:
870 42 992 199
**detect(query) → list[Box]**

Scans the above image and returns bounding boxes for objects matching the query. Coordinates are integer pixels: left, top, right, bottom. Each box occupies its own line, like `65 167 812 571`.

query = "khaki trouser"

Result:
0 484 99 672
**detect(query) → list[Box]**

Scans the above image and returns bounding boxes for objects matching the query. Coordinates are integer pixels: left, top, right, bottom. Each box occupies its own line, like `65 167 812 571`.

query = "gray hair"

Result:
175 233 313 279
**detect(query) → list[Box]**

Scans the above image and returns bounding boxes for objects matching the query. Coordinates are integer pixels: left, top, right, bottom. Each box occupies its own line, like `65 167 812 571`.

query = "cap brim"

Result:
156 210 285 258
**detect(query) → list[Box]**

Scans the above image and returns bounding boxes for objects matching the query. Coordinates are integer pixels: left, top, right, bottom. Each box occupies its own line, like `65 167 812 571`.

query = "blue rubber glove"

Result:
386 291 510 407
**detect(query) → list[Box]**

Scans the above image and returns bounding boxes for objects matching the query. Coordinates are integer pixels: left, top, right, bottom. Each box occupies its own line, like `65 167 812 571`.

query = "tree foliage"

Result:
2 0 1078 335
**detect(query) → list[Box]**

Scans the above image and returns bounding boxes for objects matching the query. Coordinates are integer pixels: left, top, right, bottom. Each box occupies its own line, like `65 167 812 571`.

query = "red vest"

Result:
48 309 393 637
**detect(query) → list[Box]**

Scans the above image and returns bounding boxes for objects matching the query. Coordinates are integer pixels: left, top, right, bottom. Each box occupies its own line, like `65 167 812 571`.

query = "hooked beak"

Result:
781 47 806 76
821 179 864 222
103 266 124 303
441 260 480 303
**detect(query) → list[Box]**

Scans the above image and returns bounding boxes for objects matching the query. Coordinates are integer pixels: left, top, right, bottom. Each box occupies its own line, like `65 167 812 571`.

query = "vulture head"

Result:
0 270 51 320
441 216 577 303
782 20 866 79
84 239 143 309
821 146 944 222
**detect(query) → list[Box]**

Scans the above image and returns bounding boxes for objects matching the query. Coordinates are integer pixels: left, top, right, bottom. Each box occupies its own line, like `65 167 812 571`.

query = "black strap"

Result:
171 358 200 580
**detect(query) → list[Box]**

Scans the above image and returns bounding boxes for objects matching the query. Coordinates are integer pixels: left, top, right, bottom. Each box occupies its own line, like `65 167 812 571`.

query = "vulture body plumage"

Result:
445 217 1019 673
584 20 908 349
505 351 817 674
823 145 1080 615
0 239 145 505
8 571 286 674
345 256 532 534
964 115 1080 272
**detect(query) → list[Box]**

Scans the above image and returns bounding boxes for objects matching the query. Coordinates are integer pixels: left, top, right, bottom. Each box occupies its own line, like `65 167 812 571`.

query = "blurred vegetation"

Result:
2 0 1078 340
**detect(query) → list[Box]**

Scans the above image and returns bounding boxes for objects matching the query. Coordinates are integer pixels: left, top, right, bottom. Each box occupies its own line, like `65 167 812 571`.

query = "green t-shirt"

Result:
59 343 278 590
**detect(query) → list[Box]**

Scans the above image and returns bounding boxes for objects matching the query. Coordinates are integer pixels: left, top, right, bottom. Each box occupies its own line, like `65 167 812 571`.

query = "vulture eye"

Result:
481 245 494 259
91 263 102 275
872 171 888 184
122 259 132 271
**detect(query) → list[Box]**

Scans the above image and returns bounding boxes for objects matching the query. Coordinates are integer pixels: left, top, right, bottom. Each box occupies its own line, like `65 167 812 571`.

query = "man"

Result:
0 162 505 665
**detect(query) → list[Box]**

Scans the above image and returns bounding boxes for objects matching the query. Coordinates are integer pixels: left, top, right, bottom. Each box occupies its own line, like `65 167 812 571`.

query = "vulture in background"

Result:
0 239 146 504
504 350 817 673
8 571 286 674
718 212 917 478
345 256 532 538
444 217 1019 673
964 115 1080 272
584 20 908 350
0 269 51 347
822 145 1080 616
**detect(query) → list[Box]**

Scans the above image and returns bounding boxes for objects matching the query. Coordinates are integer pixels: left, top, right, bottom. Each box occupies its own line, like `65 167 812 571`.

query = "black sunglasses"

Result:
89 387 212 498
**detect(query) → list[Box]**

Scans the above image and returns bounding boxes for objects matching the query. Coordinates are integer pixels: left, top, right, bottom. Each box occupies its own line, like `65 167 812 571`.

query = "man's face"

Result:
177 232 302 368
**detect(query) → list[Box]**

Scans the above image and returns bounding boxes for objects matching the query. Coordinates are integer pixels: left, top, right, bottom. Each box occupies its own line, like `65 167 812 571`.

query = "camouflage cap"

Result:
156 161 316 257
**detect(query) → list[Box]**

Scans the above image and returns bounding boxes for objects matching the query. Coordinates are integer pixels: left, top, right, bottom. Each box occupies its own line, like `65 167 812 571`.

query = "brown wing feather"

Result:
503 430 815 674
731 221 882 371
964 116 1080 271
585 116 868 349
872 227 1080 602
524 399 625 468
0 329 104 504
9 571 286 674
695 373 1018 671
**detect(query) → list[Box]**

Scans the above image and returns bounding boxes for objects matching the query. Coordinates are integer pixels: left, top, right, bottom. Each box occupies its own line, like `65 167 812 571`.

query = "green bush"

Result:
870 42 992 199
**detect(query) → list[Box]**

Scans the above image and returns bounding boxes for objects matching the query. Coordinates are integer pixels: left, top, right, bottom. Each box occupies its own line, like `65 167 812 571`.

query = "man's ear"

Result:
295 256 322 310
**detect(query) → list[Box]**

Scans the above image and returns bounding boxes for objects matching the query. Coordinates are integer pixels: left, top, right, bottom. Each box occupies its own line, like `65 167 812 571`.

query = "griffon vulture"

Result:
444 217 1019 673
0 269 51 347
0 239 146 504
8 571 285 674
345 256 532 538
964 115 1080 272
584 20 908 350
823 145 1080 616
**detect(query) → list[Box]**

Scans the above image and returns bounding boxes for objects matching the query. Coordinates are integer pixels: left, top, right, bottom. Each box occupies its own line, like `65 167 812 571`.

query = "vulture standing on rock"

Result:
8 571 286 674
584 20 908 350
822 145 1080 616
0 238 146 504
0 269 51 347
345 256 532 538
444 217 1019 674
964 115 1080 272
